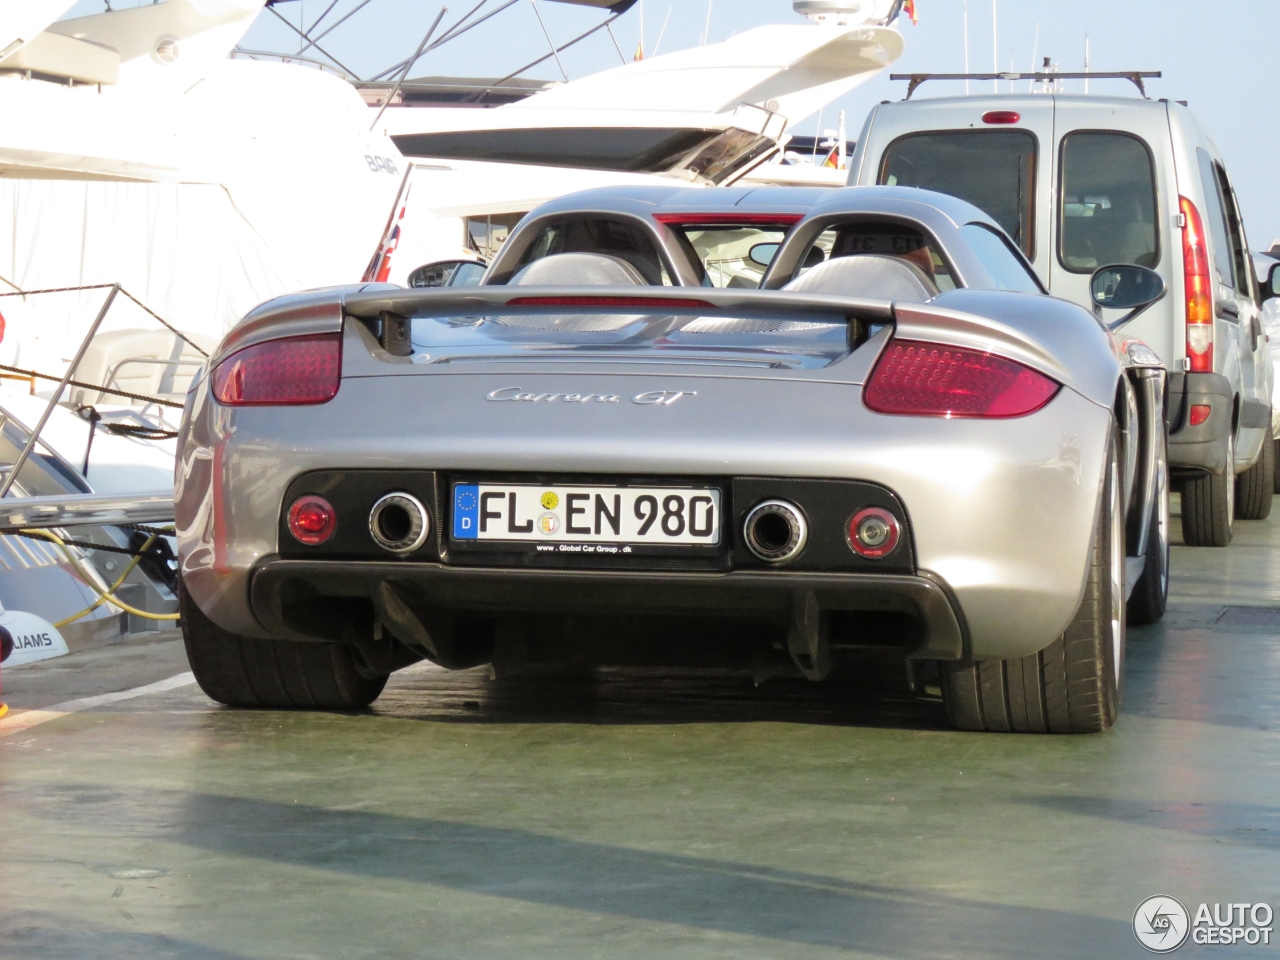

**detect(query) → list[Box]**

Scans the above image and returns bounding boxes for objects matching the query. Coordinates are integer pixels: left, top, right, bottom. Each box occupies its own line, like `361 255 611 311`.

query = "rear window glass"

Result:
515 218 673 285
878 131 1037 258
799 222 958 292
670 226 788 288
407 311 850 370
1059 132 1159 274
960 224 1041 292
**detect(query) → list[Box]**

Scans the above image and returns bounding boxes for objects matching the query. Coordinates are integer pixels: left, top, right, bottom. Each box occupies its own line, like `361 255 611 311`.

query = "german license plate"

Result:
452 484 721 548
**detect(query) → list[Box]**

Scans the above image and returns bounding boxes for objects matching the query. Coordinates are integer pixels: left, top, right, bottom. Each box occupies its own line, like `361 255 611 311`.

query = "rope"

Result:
102 424 179 441
0 283 209 358
118 523 177 537
0 363 186 409
18 528 181 624
77 406 178 441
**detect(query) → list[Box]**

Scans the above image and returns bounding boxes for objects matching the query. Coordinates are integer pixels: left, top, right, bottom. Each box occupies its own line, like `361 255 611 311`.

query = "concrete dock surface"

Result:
1 504 1277 959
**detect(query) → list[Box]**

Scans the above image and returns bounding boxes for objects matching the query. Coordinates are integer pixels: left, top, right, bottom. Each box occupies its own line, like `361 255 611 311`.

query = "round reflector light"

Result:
288 495 336 545
848 507 901 559
982 110 1021 124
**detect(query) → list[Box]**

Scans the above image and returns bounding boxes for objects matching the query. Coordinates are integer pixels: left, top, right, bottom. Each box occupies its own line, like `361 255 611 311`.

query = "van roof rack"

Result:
890 71 1161 100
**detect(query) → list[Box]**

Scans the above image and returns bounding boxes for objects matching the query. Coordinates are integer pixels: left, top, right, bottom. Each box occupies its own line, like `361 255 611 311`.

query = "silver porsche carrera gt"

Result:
174 187 1169 733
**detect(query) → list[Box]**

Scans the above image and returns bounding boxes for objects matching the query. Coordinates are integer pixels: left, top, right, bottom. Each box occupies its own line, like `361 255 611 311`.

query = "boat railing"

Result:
229 48 349 79
92 356 206 407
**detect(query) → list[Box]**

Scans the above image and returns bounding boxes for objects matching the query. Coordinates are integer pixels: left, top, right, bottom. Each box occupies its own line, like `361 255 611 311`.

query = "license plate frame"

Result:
449 479 724 558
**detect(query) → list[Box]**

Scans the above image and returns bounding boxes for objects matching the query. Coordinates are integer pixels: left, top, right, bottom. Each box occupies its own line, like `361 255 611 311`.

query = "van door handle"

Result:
1216 300 1240 321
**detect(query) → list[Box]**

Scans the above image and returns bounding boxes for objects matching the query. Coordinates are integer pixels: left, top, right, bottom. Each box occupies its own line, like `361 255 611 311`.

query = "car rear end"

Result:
176 287 1120 685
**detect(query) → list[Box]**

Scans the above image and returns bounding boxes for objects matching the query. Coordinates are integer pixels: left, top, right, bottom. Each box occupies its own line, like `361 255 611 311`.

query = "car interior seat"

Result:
508 252 648 287
782 254 940 302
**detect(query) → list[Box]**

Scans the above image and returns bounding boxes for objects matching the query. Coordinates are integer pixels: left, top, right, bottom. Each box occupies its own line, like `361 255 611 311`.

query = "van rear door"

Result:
1050 100 1178 359
861 97 1054 285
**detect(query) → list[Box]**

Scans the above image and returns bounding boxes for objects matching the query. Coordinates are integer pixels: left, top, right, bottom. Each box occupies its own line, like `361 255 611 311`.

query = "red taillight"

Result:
982 111 1020 125
864 340 1060 418
287 495 336 545
1180 196 1214 373
212 334 342 406
1189 404 1211 427
848 507 901 559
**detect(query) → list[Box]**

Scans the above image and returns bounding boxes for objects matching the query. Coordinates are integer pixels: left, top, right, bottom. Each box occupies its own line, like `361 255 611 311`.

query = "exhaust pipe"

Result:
743 500 808 564
369 492 431 555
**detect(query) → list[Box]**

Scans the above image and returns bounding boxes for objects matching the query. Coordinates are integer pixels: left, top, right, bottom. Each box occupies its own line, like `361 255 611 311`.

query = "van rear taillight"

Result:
1180 196 1213 373
864 340 1060 418
982 111 1021 125
212 333 342 406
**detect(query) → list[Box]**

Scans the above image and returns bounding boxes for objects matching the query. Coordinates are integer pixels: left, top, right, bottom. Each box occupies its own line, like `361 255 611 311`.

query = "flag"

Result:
903 0 918 25
634 42 644 61
822 148 840 170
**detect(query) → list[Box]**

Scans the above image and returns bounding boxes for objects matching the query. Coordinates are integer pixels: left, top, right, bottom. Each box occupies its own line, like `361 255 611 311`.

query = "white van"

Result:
849 88 1273 546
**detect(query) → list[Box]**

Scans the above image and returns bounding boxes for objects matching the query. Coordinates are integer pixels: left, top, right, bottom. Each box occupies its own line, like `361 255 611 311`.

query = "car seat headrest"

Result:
508 253 649 287
782 254 940 302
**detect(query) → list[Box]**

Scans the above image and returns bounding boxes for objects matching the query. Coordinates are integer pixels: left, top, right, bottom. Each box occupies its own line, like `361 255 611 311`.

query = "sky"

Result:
65 1 1280 243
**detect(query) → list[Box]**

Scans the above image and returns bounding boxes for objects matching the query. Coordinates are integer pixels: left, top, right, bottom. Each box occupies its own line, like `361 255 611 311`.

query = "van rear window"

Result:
1059 132 1159 274
878 131 1036 258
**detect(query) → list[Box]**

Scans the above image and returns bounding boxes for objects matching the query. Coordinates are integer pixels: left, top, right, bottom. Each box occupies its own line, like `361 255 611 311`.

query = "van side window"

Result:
1197 148 1237 289
878 131 1036 258
1059 132 1159 274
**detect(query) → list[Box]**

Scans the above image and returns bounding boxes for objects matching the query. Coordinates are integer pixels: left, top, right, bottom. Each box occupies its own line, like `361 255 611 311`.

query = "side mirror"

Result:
748 242 780 268
1090 264 1166 311
1269 263 1280 300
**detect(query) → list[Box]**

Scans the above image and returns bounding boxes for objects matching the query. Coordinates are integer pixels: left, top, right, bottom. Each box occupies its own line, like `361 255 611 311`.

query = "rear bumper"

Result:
1167 372 1233 475
248 558 968 662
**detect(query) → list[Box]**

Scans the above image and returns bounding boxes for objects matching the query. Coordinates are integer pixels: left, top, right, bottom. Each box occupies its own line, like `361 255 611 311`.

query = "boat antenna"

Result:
991 0 998 94
371 6 448 132
652 3 672 56
701 0 714 46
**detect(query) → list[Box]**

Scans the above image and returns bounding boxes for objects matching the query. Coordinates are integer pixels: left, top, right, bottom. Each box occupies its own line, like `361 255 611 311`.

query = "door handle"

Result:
1216 300 1240 321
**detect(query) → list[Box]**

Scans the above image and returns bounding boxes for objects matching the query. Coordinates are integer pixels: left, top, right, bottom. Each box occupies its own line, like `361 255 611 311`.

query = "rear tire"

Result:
1128 457 1170 626
179 582 388 710
1180 432 1234 547
1235 424 1274 520
940 433 1124 733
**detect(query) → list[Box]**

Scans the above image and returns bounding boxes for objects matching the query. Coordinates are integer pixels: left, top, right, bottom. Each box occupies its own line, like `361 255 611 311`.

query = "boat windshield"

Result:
407 312 850 369
393 128 725 173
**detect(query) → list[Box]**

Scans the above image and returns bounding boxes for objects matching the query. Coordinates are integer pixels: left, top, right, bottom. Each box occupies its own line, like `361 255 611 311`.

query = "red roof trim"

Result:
652 212 804 227
505 296 716 308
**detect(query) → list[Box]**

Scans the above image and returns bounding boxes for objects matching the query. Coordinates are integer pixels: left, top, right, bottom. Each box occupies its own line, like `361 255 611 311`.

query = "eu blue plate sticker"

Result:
453 485 479 539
